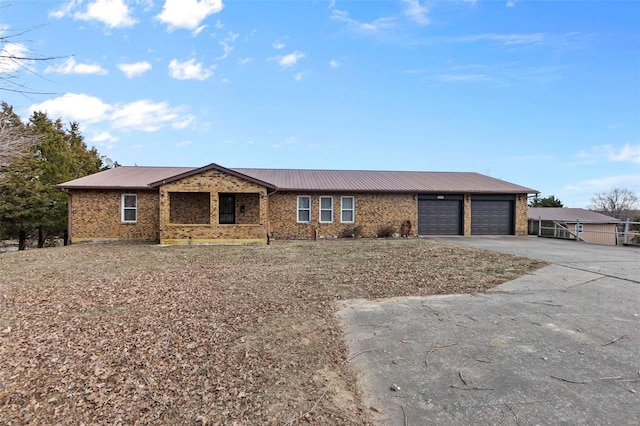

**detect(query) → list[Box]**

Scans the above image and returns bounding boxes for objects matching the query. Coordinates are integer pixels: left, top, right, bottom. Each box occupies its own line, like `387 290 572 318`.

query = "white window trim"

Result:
121 193 137 223
319 196 333 223
297 195 311 223
341 196 355 223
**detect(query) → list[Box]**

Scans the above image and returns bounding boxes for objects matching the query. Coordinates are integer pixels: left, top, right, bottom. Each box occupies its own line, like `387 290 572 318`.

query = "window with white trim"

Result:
319 196 333 223
341 196 355 223
297 196 311 223
121 194 137 222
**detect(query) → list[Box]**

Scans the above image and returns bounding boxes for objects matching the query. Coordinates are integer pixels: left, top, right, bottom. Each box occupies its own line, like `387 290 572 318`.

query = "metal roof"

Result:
58 165 538 194
234 168 537 194
528 208 621 222
148 163 276 190
57 166 195 190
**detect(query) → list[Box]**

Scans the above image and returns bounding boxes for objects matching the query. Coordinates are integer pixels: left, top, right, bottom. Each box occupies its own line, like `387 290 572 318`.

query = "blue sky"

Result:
1 0 638 208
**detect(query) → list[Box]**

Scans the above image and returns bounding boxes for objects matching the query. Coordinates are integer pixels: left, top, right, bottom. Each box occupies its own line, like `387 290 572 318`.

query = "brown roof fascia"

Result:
56 184 157 191
273 189 534 194
148 162 276 190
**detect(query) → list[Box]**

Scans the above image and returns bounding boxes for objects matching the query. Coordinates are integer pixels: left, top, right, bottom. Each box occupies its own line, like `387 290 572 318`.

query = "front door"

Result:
219 194 235 224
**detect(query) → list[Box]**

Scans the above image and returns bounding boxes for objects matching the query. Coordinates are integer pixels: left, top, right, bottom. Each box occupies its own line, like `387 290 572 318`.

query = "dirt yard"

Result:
0 239 544 424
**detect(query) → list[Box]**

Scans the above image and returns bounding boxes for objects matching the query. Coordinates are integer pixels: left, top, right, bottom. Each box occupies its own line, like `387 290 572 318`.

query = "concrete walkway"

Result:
337 237 639 425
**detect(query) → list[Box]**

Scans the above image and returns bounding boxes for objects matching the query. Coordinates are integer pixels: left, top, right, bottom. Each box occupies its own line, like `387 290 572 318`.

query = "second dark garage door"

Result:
471 196 515 235
418 195 463 235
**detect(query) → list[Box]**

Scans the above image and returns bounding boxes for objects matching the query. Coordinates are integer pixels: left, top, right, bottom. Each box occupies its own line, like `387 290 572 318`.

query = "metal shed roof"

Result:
58 164 538 194
528 208 621 222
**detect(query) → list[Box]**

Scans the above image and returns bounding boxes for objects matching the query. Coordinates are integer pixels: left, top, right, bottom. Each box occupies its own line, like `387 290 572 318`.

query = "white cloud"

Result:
272 41 286 50
45 57 108 75
451 33 547 46
406 63 564 85
168 58 214 80
560 173 640 208
329 60 341 68
218 32 239 60
110 99 191 132
192 25 207 36
276 51 305 69
48 0 83 19
29 93 112 123
506 0 516 7
575 144 640 165
176 140 193 147
172 115 195 129
436 74 490 82
238 57 253 65
117 61 152 78
273 136 297 148
215 19 224 29
402 0 430 25
0 43 28 73
294 72 304 81
90 131 119 143
29 93 194 133
156 0 224 31
75 0 137 28
607 143 640 164
507 154 556 161
331 9 397 34
565 174 640 192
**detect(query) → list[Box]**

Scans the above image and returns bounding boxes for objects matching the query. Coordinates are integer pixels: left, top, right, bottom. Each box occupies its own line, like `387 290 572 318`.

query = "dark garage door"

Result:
418 196 463 235
471 197 514 235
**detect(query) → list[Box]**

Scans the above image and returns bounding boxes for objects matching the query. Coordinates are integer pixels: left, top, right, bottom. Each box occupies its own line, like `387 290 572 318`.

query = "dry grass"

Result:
0 239 544 424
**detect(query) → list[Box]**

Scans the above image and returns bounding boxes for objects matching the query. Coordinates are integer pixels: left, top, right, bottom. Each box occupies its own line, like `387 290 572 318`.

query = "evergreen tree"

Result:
529 195 564 208
0 107 108 249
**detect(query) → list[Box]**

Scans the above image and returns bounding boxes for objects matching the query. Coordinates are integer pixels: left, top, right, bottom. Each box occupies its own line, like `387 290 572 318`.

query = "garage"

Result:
418 195 463 235
471 195 515 235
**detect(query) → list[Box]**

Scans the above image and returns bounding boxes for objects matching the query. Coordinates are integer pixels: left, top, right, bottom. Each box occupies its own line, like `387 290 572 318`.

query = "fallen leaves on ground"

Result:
0 238 544 424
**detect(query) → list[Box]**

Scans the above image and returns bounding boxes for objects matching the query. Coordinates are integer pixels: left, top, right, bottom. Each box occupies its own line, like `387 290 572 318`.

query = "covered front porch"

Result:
152 164 273 245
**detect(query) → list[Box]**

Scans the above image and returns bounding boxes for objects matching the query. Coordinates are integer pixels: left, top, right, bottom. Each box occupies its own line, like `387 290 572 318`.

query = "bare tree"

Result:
590 188 639 219
0 102 40 166
0 9 67 95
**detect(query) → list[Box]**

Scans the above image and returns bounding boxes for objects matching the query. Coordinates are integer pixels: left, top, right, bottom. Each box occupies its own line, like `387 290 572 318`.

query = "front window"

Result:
122 194 137 222
319 196 333 223
341 196 354 223
297 196 311 223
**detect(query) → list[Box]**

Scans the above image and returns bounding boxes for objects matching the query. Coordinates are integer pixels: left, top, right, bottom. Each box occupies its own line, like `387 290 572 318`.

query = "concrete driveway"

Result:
337 237 639 425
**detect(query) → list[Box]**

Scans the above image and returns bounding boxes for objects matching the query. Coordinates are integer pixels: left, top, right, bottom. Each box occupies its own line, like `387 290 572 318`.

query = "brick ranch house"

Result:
57 163 538 245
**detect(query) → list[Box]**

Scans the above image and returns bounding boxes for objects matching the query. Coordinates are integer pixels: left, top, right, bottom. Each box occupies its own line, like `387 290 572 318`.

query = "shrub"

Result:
376 225 396 238
340 225 363 238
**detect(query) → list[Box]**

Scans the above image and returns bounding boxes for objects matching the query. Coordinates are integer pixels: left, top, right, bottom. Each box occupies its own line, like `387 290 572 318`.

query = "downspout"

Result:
65 189 72 245
265 186 279 245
